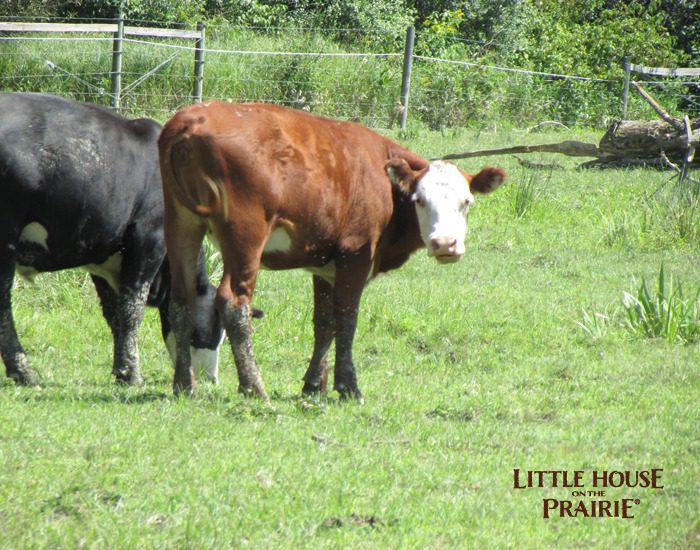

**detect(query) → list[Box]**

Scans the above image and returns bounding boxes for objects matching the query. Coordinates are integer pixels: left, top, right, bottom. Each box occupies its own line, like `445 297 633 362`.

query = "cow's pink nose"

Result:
431 236 458 255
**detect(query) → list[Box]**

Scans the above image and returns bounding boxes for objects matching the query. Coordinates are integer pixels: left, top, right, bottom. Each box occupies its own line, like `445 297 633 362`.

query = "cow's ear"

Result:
386 157 428 195
468 167 507 194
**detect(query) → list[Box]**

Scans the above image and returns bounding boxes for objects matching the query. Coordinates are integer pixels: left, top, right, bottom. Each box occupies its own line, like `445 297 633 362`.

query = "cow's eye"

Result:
415 196 427 208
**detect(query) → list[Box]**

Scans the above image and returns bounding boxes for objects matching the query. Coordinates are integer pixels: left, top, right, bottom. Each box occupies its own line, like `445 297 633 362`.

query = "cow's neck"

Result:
373 186 424 276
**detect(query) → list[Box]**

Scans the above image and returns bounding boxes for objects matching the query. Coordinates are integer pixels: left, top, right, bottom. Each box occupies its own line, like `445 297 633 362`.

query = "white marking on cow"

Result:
304 260 337 284
414 161 472 262
19 222 49 250
192 347 220 384
165 331 220 383
83 252 122 292
263 227 293 254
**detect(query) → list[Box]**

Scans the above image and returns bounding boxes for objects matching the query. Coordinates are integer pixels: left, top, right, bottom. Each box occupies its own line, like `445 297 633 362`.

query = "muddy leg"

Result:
0 241 38 386
302 275 334 396
170 297 196 396
332 248 372 402
92 276 146 385
218 300 268 401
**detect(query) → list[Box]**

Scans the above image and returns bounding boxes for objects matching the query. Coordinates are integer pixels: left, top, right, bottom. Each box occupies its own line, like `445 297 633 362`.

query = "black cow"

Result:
0 93 223 386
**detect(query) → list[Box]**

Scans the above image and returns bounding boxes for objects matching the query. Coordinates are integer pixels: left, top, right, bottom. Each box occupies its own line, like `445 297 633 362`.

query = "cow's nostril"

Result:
431 237 458 253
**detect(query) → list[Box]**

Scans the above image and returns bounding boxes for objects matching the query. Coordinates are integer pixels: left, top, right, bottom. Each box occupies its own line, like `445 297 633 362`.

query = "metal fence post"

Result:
193 22 205 102
110 12 124 111
621 57 631 120
400 25 415 130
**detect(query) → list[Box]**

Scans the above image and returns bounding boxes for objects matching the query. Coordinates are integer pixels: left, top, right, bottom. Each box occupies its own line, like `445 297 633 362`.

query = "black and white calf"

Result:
0 93 223 386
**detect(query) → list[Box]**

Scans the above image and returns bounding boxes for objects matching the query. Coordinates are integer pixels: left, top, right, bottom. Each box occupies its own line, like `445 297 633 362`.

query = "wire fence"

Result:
0 18 697 129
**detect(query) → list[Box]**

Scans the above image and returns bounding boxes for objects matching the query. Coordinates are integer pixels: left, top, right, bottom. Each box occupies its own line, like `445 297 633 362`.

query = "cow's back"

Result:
159 102 399 251
0 93 163 270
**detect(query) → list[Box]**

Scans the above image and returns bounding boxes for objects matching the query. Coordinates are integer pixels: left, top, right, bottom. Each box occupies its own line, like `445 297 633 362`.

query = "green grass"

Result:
2 129 699 548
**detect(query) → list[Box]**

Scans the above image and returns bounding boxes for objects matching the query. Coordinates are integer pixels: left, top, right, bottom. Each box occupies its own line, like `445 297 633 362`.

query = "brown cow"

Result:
159 102 505 401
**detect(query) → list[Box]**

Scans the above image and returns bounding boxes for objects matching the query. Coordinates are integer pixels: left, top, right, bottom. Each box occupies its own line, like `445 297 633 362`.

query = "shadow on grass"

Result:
2 378 365 411
4 382 171 405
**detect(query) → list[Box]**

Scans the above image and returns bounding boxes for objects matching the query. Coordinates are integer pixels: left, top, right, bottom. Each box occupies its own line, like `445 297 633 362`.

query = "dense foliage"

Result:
0 0 700 57
1 0 698 128
4 0 697 63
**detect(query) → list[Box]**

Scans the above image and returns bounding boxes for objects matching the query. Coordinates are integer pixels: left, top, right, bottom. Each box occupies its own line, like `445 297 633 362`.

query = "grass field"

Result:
1 128 699 548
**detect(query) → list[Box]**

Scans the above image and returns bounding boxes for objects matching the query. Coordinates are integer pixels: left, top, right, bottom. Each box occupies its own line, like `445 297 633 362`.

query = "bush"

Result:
290 0 414 50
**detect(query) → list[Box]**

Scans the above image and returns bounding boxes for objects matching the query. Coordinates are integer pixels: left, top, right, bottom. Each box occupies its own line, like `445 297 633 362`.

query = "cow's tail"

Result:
160 122 228 219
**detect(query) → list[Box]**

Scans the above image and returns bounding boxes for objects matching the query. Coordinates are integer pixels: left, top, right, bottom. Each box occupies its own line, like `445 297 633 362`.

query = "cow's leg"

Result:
92 275 119 337
164 205 208 396
169 285 196 396
332 247 372 402
91 275 147 385
112 283 150 386
0 240 38 386
91 275 124 381
213 220 268 402
302 275 334 396
216 272 268 402
107 223 165 386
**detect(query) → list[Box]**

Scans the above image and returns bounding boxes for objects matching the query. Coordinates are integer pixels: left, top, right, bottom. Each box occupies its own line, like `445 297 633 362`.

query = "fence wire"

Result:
0 23 696 128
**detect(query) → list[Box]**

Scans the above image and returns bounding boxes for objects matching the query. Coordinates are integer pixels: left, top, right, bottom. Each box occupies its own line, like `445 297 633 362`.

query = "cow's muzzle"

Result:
430 236 463 262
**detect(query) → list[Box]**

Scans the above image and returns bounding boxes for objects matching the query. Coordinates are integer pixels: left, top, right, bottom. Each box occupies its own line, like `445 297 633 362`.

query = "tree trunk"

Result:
598 119 700 163
438 82 699 169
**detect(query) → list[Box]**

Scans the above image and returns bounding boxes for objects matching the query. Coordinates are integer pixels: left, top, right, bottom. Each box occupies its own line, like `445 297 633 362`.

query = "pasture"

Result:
1 127 698 548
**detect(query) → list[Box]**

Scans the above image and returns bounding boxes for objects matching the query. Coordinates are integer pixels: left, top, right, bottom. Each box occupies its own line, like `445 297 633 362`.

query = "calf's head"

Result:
387 159 505 263
151 255 224 383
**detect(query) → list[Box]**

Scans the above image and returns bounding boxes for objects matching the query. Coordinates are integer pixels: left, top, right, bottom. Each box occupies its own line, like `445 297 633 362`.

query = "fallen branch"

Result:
683 115 696 163
631 81 684 130
437 140 599 161
438 84 700 168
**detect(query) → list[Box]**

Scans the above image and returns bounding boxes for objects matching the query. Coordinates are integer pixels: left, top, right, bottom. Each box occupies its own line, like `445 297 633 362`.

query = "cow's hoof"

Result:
113 368 129 384
336 384 364 404
301 381 319 395
173 381 195 397
238 383 270 403
301 380 327 397
114 370 143 386
8 367 39 387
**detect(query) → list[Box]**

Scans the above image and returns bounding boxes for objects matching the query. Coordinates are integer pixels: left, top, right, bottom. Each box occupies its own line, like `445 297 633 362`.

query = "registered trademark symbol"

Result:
634 499 640 505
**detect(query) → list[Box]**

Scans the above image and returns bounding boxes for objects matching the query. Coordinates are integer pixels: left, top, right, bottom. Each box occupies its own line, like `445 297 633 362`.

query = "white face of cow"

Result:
413 161 473 263
165 332 222 384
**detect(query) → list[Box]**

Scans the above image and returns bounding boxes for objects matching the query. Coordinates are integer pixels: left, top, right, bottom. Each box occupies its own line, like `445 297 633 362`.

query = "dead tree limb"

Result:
438 82 699 168
630 81 684 130
437 140 599 161
684 115 696 163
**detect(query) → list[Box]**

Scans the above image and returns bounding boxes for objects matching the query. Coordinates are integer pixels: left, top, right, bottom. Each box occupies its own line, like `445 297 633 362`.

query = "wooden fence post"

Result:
110 12 124 111
621 57 631 120
400 25 415 130
193 21 205 102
